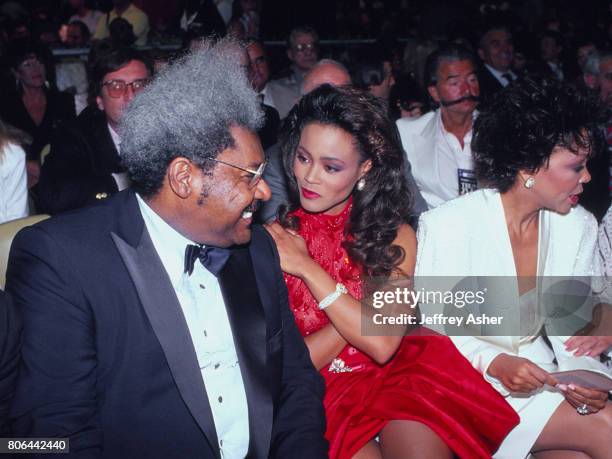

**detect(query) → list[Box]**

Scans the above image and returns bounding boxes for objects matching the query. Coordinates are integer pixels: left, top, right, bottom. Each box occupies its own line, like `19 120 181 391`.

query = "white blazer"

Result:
415 189 604 381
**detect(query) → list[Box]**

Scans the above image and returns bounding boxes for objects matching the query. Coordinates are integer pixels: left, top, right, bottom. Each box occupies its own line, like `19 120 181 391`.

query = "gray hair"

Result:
288 26 318 49
120 37 263 197
301 59 351 95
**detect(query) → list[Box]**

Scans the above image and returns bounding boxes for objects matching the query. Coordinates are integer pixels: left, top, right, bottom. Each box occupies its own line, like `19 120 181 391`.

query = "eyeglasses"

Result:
206 158 267 188
102 79 149 98
293 42 317 53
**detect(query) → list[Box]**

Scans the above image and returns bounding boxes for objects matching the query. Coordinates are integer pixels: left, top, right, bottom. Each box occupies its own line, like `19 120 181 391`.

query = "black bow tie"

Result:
184 244 231 277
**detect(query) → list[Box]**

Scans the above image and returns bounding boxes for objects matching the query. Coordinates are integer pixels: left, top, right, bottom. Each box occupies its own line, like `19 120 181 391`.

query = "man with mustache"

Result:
6 38 327 458
396 44 480 208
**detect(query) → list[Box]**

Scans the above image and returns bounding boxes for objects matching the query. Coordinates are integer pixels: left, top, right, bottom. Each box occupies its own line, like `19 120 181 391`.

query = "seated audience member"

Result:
108 17 136 48
581 50 612 221
66 20 90 48
0 119 29 223
416 76 612 458
0 289 21 436
267 26 319 119
531 30 566 81
179 0 226 38
68 0 103 36
390 73 429 121
477 22 516 105
244 38 280 150
6 37 327 458
265 84 519 459
93 0 149 47
397 44 480 209
57 21 90 114
1 40 76 188
245 38 274 107
37 47 151 215
351 48 396 106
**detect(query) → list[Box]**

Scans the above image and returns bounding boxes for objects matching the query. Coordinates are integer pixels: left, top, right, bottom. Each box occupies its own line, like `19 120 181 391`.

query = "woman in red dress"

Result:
264 85 519 459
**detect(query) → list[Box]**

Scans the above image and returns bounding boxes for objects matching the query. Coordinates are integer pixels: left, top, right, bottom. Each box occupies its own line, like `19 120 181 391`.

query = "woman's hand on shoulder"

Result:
264 222 317 278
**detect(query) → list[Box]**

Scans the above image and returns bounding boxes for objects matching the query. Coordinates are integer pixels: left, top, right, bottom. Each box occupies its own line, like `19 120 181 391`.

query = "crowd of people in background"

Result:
2 1 612 458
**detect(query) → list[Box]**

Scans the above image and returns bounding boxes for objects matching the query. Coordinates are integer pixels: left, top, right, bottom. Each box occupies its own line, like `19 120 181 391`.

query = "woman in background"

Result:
1 40 75 188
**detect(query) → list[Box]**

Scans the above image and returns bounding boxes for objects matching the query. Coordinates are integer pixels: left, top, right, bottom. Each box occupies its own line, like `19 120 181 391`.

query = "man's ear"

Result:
478 48 486 62
427 84 440 103
167 157 194 199
96 95 104 112
287 48 294 63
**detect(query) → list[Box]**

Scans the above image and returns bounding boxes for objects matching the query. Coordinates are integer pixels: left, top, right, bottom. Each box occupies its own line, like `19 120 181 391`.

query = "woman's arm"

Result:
266 222 417 365
304 324 347 370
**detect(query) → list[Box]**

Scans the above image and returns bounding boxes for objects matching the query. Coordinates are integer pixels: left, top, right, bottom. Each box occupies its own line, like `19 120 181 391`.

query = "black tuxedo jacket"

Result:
6 191 327 458
0 290 20 436
37 106 122 215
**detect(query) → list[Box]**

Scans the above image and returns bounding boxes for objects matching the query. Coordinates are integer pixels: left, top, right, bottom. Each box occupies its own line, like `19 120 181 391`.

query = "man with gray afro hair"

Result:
6 36 328 459
120 38 264 197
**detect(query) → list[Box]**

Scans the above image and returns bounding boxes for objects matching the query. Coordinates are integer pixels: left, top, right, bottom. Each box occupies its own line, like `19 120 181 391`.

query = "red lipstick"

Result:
301 187 320 199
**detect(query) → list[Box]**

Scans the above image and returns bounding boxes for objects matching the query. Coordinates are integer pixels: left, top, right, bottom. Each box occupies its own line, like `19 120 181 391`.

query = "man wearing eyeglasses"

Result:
267 26 319 119
37 47 152 214
7 38 327 459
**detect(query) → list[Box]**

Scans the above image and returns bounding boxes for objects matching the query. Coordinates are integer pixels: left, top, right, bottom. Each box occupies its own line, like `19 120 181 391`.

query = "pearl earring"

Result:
356 178 365 191
524 177 535 189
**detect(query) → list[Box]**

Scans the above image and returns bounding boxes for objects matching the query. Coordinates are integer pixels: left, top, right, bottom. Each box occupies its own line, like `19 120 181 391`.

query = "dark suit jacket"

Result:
6 191 327 458
37 106 121 215
0 89 75 161
477 65 505 107
0 290 21 436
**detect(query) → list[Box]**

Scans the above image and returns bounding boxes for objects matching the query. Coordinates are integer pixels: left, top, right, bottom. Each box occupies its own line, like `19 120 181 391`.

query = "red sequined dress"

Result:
284 203 519 459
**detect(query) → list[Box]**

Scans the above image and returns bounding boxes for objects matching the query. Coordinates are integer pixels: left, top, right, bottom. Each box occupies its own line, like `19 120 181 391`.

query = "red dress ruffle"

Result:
284 202 519 459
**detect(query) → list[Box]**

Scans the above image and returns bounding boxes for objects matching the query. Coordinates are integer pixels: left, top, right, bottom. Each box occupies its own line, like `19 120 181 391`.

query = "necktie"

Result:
184 244 231 277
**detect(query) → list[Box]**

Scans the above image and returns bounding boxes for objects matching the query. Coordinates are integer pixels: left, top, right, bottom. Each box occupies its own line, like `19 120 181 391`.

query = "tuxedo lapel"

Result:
110 198 221 459
218 248 272 459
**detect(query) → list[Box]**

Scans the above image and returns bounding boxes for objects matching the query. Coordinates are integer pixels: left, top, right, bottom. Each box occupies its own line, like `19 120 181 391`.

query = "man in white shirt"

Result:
7 37 327 459
38 47 151 214
396 44 480 208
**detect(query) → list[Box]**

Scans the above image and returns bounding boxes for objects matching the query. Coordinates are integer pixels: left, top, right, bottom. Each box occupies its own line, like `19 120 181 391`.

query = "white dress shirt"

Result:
0 142 29 224
396 109 477 208
137 195 249 459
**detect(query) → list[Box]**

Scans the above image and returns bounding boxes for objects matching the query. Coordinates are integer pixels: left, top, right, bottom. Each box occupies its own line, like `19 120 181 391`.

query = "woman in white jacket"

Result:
0 120 29 224
416 76 612 458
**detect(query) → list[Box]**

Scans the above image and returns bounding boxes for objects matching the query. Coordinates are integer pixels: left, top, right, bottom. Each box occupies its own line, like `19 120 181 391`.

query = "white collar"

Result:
136 194 199 288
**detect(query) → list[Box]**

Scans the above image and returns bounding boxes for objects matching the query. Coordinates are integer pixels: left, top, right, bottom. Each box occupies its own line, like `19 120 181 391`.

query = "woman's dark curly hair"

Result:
278 84 412 278
473 75 606 192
